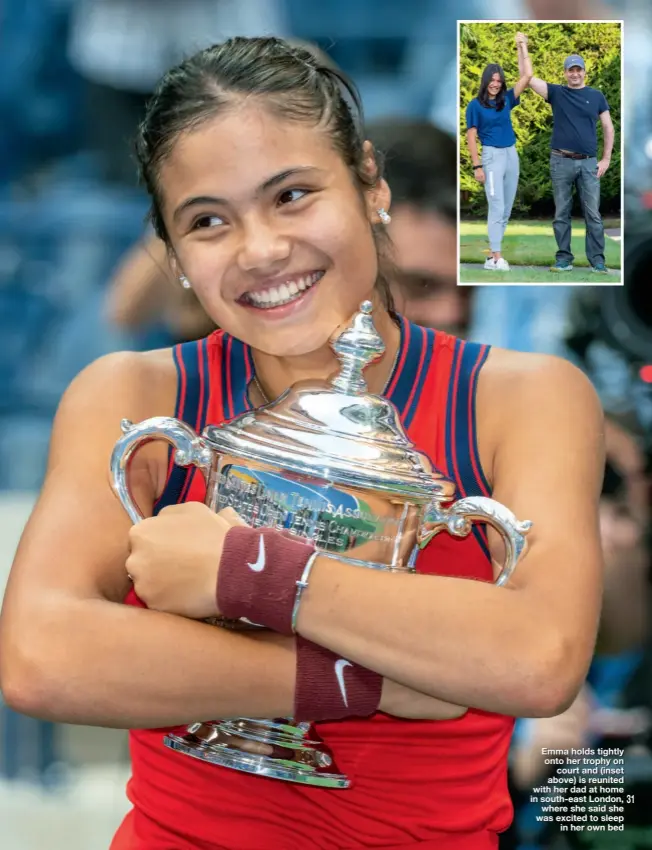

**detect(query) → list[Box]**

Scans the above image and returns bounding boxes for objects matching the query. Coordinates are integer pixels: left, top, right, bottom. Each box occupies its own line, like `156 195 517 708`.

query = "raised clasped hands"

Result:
126 503 246 618
515 31 528 47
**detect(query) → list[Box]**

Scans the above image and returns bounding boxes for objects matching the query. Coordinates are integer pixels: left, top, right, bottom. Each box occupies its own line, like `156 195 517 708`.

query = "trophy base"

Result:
164 721 350 789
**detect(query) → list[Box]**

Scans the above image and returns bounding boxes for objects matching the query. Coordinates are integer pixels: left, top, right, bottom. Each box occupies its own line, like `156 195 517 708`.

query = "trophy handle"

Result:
110 416 213 524
417 496 533 587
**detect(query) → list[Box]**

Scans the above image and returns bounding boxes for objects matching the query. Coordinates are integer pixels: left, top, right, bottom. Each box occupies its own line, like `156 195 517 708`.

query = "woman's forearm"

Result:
2 598 296 728
519 44 533 79
466 130 480 166
517 42 525 77
1 596 464 728
295 557 567 718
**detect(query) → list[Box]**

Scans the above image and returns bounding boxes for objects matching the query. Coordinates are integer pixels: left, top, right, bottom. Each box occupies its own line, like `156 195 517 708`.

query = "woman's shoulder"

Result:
58 346 179 429
86 345 177 389
475 348 603 487
38 346 182 528
81 330 226 412
478 347 601 424
480 346 592 392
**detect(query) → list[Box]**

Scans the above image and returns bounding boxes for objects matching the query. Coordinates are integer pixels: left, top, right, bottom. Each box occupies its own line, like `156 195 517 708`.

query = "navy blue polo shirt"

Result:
547 84 609 157
465 88 520 148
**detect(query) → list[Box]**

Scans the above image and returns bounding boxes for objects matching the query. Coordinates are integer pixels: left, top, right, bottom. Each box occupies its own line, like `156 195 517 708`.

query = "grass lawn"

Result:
460 219 622 269
459 265 621 284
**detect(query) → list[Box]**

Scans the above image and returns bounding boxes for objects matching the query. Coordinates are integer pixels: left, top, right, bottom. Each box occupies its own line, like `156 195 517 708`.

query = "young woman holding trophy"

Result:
0 37 604 850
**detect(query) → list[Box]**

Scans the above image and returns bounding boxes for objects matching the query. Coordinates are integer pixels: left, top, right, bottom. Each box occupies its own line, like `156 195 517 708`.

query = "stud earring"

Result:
179 275 192 289
377 208 391 225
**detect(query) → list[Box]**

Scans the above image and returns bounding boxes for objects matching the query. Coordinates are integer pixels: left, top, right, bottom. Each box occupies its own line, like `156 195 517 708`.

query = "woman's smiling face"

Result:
487 73 502 98
158 101 389 357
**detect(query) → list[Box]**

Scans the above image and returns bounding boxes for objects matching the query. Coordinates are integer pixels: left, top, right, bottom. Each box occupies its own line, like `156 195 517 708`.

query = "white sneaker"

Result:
484 257 497 270
494 257 510 271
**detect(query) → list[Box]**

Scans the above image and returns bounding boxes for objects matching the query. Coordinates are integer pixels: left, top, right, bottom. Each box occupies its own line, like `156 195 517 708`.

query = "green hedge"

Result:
460 22 621 216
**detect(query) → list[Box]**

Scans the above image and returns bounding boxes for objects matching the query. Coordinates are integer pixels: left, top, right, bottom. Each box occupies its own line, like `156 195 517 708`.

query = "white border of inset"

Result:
456 18 625 287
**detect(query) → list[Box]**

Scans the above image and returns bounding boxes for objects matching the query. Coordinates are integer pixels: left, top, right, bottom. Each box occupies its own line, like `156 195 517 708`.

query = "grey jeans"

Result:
481 145 519 252
550 152 605 266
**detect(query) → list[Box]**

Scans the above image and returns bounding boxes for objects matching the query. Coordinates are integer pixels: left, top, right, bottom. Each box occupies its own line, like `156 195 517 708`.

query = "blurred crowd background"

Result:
2 1 652 848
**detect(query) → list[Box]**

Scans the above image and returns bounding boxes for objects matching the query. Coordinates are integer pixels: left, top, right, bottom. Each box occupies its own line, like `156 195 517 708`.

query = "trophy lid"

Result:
203 302 455 502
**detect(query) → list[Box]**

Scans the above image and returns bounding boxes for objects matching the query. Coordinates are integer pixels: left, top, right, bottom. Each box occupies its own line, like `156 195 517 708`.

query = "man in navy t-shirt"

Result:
520 38 615 274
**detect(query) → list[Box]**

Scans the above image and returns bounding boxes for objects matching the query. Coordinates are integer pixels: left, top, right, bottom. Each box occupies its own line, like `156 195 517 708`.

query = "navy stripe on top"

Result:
154 339 208 513
403 325 435 430
228 336 253 418
178 337 210 504
444 338 491 558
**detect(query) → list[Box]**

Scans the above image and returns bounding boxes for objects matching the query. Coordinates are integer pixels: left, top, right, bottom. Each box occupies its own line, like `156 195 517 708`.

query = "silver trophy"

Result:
110 301 532 789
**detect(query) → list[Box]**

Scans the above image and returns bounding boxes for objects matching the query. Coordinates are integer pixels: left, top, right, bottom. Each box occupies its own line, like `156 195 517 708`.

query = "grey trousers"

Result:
481 145 520 252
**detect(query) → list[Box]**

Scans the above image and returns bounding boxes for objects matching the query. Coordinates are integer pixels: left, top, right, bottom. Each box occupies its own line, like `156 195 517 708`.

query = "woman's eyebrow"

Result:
173 166 323 222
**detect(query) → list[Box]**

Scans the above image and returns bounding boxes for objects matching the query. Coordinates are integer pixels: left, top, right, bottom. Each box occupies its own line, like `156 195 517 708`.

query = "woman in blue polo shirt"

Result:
465 33 532 271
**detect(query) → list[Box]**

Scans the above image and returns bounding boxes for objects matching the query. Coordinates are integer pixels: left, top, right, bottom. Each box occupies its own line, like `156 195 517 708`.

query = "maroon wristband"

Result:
217 526 316 635
293 635 383 722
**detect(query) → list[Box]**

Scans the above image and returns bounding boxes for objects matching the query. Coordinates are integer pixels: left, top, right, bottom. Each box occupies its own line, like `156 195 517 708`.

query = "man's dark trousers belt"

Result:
552 148 591 160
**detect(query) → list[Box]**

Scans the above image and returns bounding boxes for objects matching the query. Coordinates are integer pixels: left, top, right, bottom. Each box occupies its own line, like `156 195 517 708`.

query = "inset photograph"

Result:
459 20 623 285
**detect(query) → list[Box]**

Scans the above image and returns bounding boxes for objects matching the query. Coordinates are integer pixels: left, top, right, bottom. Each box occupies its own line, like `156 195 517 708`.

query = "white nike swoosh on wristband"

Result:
334 659 353 708
247 535 266 572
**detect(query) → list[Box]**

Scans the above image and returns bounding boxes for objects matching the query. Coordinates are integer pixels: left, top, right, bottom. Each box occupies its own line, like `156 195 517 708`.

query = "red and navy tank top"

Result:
113 317 513 850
